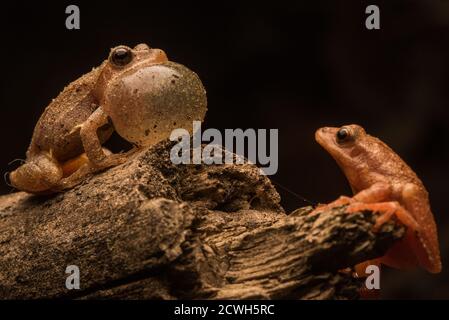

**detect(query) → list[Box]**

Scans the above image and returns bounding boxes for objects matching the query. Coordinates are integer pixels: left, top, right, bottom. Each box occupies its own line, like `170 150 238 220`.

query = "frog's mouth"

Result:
315 126 350 164
315 127 339 150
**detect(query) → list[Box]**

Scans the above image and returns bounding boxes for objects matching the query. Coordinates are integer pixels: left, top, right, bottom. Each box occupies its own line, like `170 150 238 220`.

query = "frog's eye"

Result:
336 127 352 144
111 47 133 66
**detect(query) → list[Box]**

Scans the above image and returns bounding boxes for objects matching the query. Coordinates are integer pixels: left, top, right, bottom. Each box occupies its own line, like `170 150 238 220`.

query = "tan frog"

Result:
9 44 207 193
314 124 442 274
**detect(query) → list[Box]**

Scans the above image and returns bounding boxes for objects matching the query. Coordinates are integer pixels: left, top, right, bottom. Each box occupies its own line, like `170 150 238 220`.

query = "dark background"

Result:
0 0 448 299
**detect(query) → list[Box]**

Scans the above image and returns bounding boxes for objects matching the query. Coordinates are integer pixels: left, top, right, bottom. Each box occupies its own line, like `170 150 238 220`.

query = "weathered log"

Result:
0 140 404 299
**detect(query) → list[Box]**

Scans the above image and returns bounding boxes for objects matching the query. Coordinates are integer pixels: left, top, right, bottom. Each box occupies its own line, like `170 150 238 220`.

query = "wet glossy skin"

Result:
9 43 207 193
315 124 442 274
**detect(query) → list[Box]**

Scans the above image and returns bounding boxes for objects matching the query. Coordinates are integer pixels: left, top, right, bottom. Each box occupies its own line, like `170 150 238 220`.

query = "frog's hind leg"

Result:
52 148 113 192
9 152 63 193
401 183 442 273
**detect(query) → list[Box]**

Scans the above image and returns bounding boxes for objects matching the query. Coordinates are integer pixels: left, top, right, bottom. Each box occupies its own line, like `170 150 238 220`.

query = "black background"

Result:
0 0 448 299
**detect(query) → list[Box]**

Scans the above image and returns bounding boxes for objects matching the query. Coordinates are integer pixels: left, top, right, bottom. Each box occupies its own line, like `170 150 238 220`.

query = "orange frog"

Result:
314 124 442 274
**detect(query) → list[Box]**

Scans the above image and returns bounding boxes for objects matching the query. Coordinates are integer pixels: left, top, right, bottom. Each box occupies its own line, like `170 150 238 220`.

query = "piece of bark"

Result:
0 140 404 299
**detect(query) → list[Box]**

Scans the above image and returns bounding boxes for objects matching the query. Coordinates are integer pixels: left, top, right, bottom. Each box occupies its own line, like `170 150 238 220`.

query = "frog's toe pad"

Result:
311 195 354 214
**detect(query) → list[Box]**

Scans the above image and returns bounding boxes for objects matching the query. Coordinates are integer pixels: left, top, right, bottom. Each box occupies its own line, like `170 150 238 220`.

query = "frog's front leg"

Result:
344 182 419 231
77 106 131 170
312 182 392 214
352 182 392 203
346 201 420 231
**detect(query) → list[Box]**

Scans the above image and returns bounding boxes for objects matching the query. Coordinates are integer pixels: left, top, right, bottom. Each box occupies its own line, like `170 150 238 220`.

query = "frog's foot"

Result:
61 153 89 177
95 154 128 169
53 163 93 192
328 195 354 207
311 195 354 214
61 148 112 177
358 284 381 300
354 258 382 278
9 152 63 193
345 201 420 232
353 259 382 300
90 148 139 171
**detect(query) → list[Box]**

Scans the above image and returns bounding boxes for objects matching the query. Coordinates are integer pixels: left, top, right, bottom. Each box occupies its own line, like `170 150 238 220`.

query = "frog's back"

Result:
27 65 112 162
365 135 423 187
367 135 441 272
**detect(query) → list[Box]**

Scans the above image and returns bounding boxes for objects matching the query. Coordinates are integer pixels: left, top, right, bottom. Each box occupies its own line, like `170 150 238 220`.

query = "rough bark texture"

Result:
0 140 404 299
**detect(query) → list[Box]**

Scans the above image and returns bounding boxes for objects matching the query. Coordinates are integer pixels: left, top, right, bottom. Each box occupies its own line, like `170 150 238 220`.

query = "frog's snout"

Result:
315 127 330 141
315 126 339 147
315 128 325 145
134 43 150 51
317 127 335 133
130 43 168 64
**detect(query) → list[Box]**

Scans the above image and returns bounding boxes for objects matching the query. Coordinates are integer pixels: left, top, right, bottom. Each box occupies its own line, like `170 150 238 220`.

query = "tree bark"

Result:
0 140 404 299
